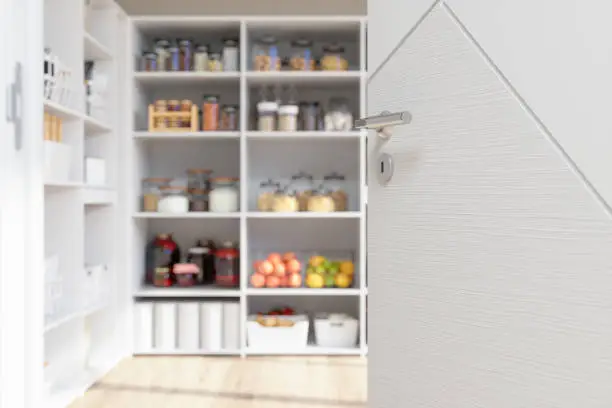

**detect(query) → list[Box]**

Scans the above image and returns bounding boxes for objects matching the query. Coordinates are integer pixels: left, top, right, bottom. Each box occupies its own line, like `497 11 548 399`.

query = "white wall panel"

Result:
444 0 612 208
368 5 612 407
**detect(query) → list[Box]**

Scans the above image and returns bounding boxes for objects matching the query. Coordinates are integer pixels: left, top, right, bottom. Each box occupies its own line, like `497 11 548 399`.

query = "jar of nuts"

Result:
253 36 281 72
289 39 315 71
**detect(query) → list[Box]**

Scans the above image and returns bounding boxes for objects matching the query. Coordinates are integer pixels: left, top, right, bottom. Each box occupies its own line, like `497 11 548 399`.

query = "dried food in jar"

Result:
194 45 209 71
324 97 353 131
187 168 212 191
174 262 199 286
167 100 180 111
289 39 315 71
220 105 239 131
209 177 239 213
202 95 220 131
257 179 281 211
158 186 189 213
189 189 209 212
222 39 239 72
168 43 181 71
167 100 181 128
272 188 299 212
178 39 193 71
141 51 157 71
278 104 299 132
257 101 278 132
180 99 193 127
207 53 223 72
289 171 315 211
323 172 348 211
307 188 336 212
142 177 171 211
154 100 168 128
154 39 170 71
320 44 349 71
253 36 281 71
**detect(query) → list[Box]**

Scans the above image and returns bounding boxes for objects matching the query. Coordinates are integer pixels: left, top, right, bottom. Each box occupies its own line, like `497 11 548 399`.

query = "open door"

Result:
365 2 612 407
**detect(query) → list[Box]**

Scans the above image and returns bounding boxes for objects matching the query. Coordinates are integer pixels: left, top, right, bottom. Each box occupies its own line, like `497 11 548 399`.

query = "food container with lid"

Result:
324 97 353 131
320 44 349 71
209 177 239 212
178 39 193 71
202 95 219 131
142 177 171 212
323 172 348 211
272 187 299 212
173 262 200 287
289 39 315 71
194 45 209 71
257 101 278 132
153 267 172 287
257 179 281 211
253 36 280 71
187 168 212 191
221 105 239 131
307 187 336 212
141 52 157 71
208 53 223 72
154 39 170 71
222 39 239 72
215 241 239 287
189 189 209 212
278 104 299 132
289 172 315 211
168 43 180 71
158 186 189 213
298 102 319 131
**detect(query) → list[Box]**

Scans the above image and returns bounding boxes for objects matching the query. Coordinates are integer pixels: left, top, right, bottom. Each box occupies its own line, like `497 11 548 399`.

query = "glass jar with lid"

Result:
299 102 318 131
168 42 180 71
289 39 315 71
253 36 280 71
158 186 189 213
307 187 336 212
272 187 299 212
208 53 223 72
142 177 171 212
320 43 349 71
202 95 219 131
257 179 281 211
289 171 315 211
178 39 193 71
189 189 209 212
187 168 212 191
194 45 209 71
141 52 157 71
221 105 239 131
257 101 278 132
323 172 348 211
215 241 239 287
222 39 239 72
209 177 239 212
154 39 170 71
278 104 299 132
324 97 353 131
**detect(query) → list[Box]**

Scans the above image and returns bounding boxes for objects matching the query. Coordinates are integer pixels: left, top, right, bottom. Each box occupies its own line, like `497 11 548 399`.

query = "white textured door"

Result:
367 3 612 407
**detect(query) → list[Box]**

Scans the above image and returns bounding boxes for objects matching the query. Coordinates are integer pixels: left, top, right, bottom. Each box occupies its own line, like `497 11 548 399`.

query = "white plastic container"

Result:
222 302 241 351
246 314 309 351
314 313 359 348
177 302 200 350
134 302 154 352
209 178 239 213
43 141 73 183
154 302 177 350
200 302 223 351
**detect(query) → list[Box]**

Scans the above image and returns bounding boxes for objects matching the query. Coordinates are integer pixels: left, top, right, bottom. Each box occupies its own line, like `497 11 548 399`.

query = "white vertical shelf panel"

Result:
239 20 249 358
359 18 368 357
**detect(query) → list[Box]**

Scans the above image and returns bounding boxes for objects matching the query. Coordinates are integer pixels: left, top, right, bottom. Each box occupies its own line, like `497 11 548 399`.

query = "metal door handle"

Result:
354 110 411 141
6 62 23 151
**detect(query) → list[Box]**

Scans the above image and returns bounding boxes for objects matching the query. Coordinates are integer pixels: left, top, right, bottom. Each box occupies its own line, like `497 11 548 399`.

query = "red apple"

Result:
278 276 288 287
266 275 280 288
274 262 286 277
267 253 282 264
253 260 262 273
259 260 274 276
285 259 301 275
250 273 266 288
282 252 296 262
288 273 302 288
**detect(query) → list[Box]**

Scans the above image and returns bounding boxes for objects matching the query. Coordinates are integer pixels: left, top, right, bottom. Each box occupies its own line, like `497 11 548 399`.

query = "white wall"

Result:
368 1 612 407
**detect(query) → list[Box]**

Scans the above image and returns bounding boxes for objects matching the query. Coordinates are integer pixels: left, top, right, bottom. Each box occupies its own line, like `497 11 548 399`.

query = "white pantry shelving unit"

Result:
126 15 368 357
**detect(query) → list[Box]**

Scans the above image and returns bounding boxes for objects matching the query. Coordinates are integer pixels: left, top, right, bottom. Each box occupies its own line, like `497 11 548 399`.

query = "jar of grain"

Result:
257 179 281 211
202 95 219 131
257 101 278 132
290 39 315 71
142 178 171 211
278 104 299 132
323 172 348 211
307 187 336 212
289 172 314 211
221 105 239 131
158 186 190 213
253 36 281 71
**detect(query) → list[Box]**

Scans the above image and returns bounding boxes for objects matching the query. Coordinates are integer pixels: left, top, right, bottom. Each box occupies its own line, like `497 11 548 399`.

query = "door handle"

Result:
6 62 23 151
354 110 411 141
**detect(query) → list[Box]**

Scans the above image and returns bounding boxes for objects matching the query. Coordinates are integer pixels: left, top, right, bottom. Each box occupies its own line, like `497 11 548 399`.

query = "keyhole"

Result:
380 160 384 174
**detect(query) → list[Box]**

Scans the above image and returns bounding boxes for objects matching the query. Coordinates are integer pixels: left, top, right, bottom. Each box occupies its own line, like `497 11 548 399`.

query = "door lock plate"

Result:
377 153 394 185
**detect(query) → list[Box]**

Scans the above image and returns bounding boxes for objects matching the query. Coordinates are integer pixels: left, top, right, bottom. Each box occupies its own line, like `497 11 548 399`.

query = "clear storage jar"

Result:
189 189 209 212
289 39 315 71
187 168 212 191
141 52 157 71
320 44 349 71
278 104 299 132
307 187 336 212
289 172 315 211
158 186 189 213
222 39 239 72
208 53 223 72
272 188 299 212
323 172 348 211
324 97 353 131
257 179 281 211
209 177 239 212
154 39 170 71
221 105 239 131
257 101 278 132
142 178 171 212
194 45 209 71
299 102 318 131
253 36 281 71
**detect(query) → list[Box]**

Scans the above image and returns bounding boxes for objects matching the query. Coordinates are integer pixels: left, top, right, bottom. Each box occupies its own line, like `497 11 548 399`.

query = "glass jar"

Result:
187 240 216 284
154 39 170 71
208 53 223 72
253 36 280 71
289 39 315 71
153 267 172 287
142 178 171 212
194 45 209 72
180 99 193 127
202 95 219 131
146 234 180 285
189 189 209 212
209 177 239 212
289 172 315 211
323 172 348 211
167 43 180 71
257 101 278 131
324 97 353 131
257 179 281 211
278 104 299 132
154 100 168 129
221 105 239 131
272 187 299 212
187 168 212 191
222 39 239 72
178 39 193 71
298 102 318 131
215 241 239 287
167 100 181 129
320 44 349 71
158 186 189 213
167 100 180 111
307 187 336 212
141 52 157 71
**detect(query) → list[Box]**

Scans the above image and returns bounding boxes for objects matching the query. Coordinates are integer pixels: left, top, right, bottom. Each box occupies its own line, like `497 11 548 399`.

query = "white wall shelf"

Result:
84 31 113 60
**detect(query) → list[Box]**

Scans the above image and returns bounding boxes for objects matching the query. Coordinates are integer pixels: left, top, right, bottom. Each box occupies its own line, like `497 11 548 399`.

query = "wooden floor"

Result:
69 356 367 408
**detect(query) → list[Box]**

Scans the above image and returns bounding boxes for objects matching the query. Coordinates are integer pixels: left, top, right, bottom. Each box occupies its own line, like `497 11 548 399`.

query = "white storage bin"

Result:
84 157 106 186
222 302 240 351
154 302 177 350
247 315 309 351
200 302 223 351
314 313 359 348
43 141 73 183
134 302 154 352
177 302 200 350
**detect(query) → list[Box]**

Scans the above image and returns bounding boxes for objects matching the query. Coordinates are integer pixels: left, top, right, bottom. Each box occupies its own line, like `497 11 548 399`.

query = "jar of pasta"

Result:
320 44 349 71
290 39 315 71
307 187 336 212
253 36 281 71
289 172 314 211
202 95 219 131
272 188 299 212
323 172 348 211
257 179 281 211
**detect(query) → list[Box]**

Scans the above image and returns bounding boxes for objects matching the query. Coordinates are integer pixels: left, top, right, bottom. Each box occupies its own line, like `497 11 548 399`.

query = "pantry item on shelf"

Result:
257 179 281 211
142 177 171 212
148 100 199 132
168 99 180 111
215 241 239 287
255 315 296 327
314 313 359 348
298 102 320 131
324 97 353 131
158 186 189 213
278 103 299 132
207 53 223 72
153 267 172 287
289 39 315 71
44 113 63 142
307 187 336 212
178 39 193 71
260 306 295 316
145 233 181 284
187 168 212 191
220 105 239 131
154 39 170 71
141 51 157 71
253 36 281 71
323 172 348 211
173 261 200 286
168 42 180 71
187 240 216 284
305 255 354 289
251 252 303 288
153 100 168 129
271 188 299 212
180 99 193 127
222 39 239 72
257 101 278 132
320 43 349 71
194 45 209 71
202 95 220 131
289 171 314 211
209 177 239 212
247 314 309 349
189 189 209 212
